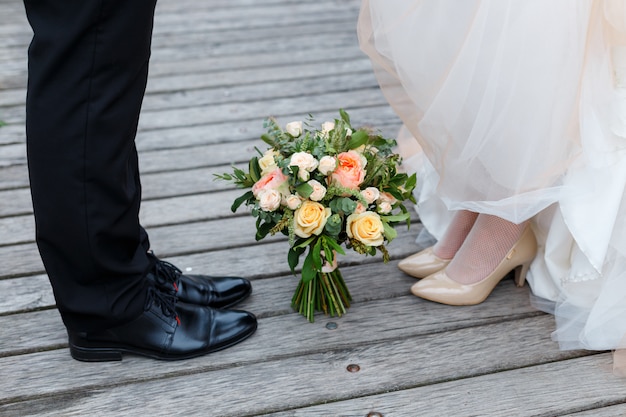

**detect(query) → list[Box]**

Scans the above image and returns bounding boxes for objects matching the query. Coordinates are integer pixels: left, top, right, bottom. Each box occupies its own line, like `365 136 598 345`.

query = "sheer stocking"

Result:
432 210 479 259
446 214 528 285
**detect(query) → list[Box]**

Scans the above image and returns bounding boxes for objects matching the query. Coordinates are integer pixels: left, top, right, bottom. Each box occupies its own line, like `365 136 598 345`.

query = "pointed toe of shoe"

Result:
398 247 450 278
410 271 482 306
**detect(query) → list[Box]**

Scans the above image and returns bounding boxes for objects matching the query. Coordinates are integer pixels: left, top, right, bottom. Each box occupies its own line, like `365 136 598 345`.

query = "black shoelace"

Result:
152 257 183 293
145 285 181 326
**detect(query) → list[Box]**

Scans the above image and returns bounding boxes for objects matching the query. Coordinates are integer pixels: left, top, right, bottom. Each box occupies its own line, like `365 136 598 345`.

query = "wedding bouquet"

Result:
217 110 416 322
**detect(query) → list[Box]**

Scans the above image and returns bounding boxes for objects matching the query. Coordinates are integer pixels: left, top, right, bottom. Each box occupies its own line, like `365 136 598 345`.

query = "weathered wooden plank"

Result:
263 354 621 417
0 242 42 279
0 4 365 88
0 315 586 417
1 63 379 123
564 404 626 416
0 274 53 316
8 254 532 354
0 223 423 304
0 164 27 189
0 104 400 156
136 89 385 132
0 114 400 194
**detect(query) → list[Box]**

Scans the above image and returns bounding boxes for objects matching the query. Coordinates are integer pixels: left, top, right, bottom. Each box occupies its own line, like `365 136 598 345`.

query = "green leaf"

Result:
323 236 346 255
382 222 397 241
329 197 356 215
312 238 323 270
288 246 305 273
295 182 314 199
249 157 261 182
380 213 410 223
261 133 277 147
255 220 273 241
405 173 417 190
302 253 316 283
231 191 254 212
347 130 369 149
294 236 316 249
339 109 351 125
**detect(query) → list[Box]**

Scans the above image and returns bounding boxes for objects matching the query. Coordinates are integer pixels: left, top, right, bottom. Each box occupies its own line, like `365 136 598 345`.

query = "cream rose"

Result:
346 211 384 246
258 150 279 176
361 187 380 204
317 155 337 175
307 179 327 201
285 121 303 137
293 200 331 238
258 189 281 212
284 194 302 210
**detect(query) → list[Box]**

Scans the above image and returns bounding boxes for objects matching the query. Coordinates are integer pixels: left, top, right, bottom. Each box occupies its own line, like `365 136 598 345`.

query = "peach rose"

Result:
252 168 288 198
293 200 331 238
346 211 384 246
331 150 367 189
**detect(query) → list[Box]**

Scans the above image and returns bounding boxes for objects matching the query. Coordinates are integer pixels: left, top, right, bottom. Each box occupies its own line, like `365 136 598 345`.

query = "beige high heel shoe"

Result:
398 246 451 278
410 226 537 305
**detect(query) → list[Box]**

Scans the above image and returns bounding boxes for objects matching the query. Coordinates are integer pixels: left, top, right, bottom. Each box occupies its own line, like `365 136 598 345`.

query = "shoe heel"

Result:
70 345 123 362
513 261 531 287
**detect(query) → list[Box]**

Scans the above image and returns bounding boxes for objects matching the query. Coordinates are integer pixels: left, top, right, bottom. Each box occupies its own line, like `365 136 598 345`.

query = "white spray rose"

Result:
285 121 303 137
377 201 392 214
307 179 327 202
361 187 380 204
290 152 318 172
258 189 282 212
317 156 337 175
320 121 335 138
284 194 302 210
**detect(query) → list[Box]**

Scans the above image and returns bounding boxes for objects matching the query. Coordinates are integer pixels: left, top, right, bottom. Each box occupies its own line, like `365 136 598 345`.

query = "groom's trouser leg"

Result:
24 0 158 332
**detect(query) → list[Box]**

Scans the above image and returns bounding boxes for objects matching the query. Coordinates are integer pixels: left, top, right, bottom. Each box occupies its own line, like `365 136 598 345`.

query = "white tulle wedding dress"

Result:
358 0 626 372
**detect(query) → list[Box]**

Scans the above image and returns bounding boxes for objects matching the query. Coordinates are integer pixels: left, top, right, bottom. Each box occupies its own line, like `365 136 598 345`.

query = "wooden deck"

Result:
1 0 625 415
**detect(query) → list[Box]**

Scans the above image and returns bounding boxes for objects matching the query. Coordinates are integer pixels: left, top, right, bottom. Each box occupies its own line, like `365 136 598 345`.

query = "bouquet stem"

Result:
291 268 352 322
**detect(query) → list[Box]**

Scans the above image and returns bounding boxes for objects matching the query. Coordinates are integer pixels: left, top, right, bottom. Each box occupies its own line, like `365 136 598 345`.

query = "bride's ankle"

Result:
432 210 478 259
445 215 529 285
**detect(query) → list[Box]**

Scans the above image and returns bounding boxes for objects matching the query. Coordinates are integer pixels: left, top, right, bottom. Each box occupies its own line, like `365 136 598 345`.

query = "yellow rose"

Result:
293 200 331 238
346 211 384 246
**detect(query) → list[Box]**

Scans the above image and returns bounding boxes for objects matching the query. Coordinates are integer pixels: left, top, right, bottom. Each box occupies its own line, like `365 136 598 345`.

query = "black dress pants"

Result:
24 0 158 332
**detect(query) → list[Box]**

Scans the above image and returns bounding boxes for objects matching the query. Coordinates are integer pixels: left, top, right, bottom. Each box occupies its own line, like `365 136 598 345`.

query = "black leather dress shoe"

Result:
68 286 257 361
149 255 252 309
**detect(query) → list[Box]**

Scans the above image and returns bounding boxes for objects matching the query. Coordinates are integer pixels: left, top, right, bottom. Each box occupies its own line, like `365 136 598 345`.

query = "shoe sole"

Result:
69 320 258 362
